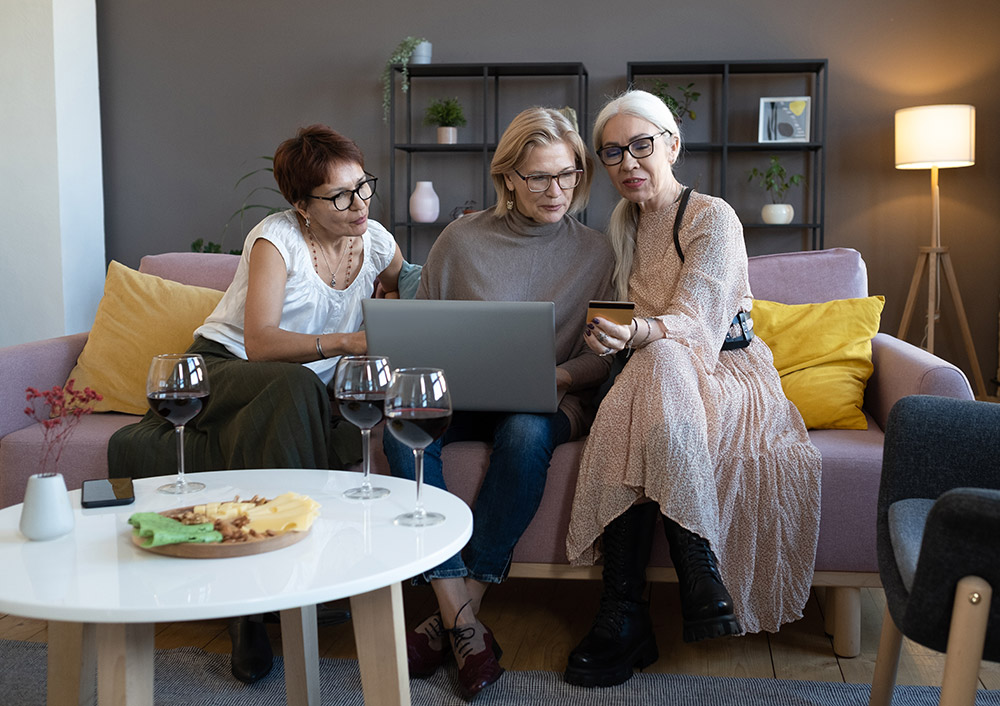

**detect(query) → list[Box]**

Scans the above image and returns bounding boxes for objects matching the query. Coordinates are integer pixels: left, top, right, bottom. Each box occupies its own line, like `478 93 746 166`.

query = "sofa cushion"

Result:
754 296 884 430
66 261 224 415
748 248 868 304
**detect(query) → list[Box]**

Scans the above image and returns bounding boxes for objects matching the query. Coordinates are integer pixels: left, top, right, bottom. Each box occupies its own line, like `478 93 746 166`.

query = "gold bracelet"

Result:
315 336 327 360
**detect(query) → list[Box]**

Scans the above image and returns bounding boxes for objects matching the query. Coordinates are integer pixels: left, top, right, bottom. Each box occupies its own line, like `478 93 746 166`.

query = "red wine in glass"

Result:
146 354 210 494
334 356 392 500
385 368 452 527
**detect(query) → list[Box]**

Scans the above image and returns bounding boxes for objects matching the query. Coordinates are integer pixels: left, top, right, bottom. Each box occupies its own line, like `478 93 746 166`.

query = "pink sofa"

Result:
0 248 973 657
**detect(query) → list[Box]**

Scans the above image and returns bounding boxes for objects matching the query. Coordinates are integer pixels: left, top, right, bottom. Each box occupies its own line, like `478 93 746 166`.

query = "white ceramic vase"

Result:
411 41 432 64
437 126 458 144
19 472 75 541
409 181 440 223
761 203 794 224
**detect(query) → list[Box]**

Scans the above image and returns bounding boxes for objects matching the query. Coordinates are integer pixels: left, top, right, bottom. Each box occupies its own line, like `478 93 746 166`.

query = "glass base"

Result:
157 480 206 494
343 485 390 500
394 510 445 527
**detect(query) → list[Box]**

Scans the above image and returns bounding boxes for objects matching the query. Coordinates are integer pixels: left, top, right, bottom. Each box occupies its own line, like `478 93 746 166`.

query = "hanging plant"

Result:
381 36 428 122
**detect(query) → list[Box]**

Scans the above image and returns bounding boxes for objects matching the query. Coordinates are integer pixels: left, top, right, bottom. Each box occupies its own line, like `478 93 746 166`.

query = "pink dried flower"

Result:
24 380 103 474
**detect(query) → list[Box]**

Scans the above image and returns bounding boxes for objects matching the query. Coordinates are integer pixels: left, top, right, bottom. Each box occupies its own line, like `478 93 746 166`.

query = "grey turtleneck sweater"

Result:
417 208 615 438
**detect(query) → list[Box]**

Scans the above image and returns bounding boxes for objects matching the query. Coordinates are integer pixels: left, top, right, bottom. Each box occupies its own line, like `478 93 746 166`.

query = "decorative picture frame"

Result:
758 97 811 143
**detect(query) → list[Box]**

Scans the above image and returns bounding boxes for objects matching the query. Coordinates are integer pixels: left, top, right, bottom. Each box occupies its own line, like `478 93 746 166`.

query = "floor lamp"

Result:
894 104 987 398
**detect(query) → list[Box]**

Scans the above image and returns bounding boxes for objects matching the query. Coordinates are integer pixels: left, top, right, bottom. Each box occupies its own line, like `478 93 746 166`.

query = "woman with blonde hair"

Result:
563 90 822 687
385 106 614 700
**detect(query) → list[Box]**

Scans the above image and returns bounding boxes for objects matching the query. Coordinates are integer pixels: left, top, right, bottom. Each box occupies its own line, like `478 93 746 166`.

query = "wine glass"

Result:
384 368 452 527
146 354 210 494
334 355 392 500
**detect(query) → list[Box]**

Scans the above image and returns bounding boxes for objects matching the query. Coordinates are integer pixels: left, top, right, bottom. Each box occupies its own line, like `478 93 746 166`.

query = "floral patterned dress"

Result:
565 192 822 634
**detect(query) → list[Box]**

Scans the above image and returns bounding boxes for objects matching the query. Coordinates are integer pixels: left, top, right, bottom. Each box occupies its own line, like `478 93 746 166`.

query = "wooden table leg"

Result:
95 623 154 706
350 583 410 706
281 604 320 706
47 621 96 706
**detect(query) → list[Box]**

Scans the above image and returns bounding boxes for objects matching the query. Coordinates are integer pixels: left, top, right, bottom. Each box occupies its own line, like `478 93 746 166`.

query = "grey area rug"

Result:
2 638 999 705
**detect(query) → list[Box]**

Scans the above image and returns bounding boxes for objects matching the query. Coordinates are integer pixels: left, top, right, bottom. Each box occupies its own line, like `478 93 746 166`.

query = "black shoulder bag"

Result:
672 187 754 352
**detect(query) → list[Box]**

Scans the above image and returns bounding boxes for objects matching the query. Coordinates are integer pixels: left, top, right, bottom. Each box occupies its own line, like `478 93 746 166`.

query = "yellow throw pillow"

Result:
67 261 225 415
752 296 885 430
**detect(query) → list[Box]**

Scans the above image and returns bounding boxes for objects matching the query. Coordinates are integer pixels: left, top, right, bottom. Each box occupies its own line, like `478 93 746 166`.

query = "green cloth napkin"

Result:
128 512 223 547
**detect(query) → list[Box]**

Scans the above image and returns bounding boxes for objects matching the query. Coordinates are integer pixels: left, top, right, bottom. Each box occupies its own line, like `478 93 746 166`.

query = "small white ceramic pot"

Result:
437 127 458 144
411 41 432 64
409 181 440 223
19 472 75 541
761 204 794 224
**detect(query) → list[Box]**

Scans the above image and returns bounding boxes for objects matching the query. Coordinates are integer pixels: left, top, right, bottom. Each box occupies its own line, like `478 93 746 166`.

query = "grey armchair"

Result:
870 395 1000 706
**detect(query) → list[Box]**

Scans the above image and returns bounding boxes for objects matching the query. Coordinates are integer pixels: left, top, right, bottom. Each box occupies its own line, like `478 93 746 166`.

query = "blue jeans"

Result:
383 410 571 583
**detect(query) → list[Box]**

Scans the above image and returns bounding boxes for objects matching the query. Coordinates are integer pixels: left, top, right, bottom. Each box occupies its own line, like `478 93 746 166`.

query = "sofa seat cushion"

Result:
0 414 139 507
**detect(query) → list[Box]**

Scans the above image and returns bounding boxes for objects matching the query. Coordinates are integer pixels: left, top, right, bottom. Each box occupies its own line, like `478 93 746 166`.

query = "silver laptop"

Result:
362 299 558 413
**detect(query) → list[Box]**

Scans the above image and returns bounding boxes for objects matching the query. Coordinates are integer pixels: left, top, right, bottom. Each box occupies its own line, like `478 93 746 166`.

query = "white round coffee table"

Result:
0 469 472 706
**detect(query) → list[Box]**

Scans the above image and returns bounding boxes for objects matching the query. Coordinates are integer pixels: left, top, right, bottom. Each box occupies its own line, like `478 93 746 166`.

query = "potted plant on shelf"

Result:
747 155 805 224
650 80 700 124
424 97 467 144
381 36 429 122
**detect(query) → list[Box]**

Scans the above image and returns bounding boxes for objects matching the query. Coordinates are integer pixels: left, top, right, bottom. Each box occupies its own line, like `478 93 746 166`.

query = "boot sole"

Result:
682 614 742 643
562 637 658 688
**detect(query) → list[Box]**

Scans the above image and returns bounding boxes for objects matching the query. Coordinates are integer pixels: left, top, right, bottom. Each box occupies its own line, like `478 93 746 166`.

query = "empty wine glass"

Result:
334 355 392 500
384 368 452 527
146 354 210 494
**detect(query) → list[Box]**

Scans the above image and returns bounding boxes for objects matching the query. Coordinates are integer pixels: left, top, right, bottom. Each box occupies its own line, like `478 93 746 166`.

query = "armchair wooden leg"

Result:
830 586 861 657
939 576 991 706
869 605 903 706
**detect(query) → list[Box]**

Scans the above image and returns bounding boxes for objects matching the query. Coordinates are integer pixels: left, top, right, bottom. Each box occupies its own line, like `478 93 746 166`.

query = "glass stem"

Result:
175 424 187 484
412 448 426 519
360 428 372 491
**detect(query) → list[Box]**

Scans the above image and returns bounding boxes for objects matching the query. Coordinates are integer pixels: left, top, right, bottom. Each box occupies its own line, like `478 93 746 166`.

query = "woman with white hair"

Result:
563 90 822 687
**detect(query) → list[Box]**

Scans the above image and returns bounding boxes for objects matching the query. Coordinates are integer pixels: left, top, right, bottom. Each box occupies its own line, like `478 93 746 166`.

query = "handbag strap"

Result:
672 186 694 263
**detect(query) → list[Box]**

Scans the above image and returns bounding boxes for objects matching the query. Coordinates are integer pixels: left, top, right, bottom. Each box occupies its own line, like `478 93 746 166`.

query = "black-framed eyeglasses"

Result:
513 168 583 193
596 130 672 166
306 175 377 211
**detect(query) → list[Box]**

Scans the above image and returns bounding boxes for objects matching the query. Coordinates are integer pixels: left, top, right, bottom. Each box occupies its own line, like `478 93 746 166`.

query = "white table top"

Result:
0 470 471 623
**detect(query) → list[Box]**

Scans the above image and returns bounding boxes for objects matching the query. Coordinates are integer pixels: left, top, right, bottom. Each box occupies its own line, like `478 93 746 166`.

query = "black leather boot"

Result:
662 516 741 642
229 614 274 684
564 502 660 687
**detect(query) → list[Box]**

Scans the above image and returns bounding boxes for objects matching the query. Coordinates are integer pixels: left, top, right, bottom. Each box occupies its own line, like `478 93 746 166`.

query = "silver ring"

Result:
599 347 613 357
597 332 608 344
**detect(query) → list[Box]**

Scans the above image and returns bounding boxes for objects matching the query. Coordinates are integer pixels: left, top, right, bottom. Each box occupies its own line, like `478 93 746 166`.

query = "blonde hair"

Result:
593 90 681 300
491 107 593 218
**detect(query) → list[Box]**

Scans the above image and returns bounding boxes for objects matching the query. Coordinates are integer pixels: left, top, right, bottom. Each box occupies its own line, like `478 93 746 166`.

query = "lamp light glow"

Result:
895 104 975 170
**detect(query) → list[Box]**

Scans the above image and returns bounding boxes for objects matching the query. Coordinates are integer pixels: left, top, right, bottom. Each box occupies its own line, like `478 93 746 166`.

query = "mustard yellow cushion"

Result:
753 296 885 430
67 261 224 415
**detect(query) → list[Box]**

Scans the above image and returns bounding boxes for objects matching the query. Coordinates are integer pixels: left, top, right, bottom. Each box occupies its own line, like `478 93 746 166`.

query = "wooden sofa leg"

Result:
939 576 991 706
830 586 861 658
868 605 902 706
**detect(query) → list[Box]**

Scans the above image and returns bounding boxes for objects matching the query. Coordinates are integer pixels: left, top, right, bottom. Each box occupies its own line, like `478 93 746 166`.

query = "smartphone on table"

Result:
81 477 135 508
586 300 636 327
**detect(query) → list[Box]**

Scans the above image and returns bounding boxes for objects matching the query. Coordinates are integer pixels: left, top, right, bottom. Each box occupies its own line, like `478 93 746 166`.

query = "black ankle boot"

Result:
229 615 274 684
662 516 741 642
564 503 660 687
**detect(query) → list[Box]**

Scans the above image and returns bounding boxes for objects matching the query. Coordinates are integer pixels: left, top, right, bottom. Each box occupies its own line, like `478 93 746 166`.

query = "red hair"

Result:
273 124 365 206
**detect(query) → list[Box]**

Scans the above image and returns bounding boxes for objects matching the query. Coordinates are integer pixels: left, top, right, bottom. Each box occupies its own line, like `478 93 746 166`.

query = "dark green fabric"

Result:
108 337 361 479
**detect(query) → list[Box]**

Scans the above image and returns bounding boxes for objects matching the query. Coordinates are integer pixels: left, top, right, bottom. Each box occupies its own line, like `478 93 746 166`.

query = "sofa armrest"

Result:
0 333 88 438
865 332 974 430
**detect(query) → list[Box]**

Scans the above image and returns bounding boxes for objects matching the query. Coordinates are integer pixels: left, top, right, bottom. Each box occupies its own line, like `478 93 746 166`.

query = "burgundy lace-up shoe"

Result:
407 611 449 677
449 620 504 700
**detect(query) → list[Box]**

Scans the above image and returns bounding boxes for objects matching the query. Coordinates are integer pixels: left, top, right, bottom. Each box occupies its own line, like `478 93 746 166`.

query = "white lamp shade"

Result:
895 104 975 169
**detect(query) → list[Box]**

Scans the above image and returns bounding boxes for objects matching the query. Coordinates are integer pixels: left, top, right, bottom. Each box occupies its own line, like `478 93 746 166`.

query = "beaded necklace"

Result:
308 232 355 288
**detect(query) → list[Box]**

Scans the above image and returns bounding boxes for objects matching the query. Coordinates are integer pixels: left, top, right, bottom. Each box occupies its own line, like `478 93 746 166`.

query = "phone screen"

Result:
587 300 636 326
81 478 135 508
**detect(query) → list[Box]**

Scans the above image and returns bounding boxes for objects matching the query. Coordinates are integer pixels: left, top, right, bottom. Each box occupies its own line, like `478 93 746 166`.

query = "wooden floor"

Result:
2 579 998 690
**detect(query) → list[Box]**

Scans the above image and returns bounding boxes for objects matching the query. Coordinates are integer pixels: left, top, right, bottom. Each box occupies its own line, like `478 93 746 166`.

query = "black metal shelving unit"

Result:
389 62 588 260
627 60 828 250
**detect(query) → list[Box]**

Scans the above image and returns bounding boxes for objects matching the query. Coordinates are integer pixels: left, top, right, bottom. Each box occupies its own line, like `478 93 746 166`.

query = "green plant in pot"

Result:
424 97 467 144
747 155 804 224
650 80 700 124
381 36 429 122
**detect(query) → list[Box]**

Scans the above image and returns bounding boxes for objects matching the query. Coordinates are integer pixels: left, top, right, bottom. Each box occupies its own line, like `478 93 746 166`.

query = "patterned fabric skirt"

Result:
108 337 360 479
566 337 822 634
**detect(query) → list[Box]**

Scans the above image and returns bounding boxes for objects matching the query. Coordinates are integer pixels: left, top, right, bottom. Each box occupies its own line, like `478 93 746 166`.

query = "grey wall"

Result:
96 0 1000 392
